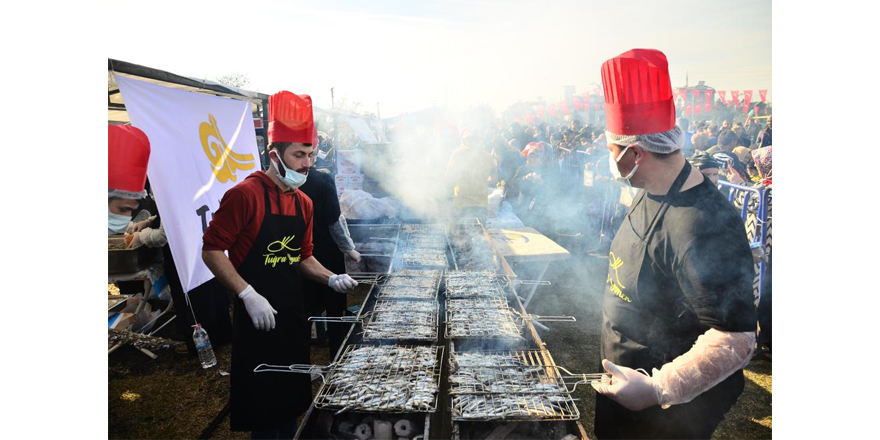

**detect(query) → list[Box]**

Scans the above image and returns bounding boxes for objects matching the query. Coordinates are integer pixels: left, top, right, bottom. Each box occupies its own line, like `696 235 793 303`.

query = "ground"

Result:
108 253 771 439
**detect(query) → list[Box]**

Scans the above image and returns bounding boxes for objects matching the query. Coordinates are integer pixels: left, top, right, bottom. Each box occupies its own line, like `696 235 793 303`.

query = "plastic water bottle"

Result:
192 324 217 369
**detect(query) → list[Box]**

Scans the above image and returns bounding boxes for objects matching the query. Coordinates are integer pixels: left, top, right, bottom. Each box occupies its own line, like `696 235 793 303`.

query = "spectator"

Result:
688 152 723 186
704 123 720 149
756 115 772 148
707 129 737 153
731 124 751 147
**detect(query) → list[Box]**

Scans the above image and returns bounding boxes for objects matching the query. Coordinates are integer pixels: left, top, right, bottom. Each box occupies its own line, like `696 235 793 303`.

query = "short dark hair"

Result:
647 150 679 160
269 141 312 156
718 130 737 146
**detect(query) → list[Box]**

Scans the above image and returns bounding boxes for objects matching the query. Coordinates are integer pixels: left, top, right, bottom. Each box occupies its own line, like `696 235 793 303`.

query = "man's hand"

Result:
591 359 659 411
328 274 358 293
345 249 361 264
238 285 277 331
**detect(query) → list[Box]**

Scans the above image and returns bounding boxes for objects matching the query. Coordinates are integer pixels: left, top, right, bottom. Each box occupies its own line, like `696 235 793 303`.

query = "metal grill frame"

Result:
376 270 443 301
444 270 510 299
313 344 445 414
361 300 440 342
448 349 581 421
445 305 524 340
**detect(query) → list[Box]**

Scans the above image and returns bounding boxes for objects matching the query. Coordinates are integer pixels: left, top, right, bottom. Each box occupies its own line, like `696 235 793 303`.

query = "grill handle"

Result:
510 280 552 286
309 315 362 323
253 363 328 376
527 315 576 322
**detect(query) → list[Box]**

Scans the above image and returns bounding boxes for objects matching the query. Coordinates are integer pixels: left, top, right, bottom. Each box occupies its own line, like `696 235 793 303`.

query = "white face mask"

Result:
271 151 308 190
108 211 131 235
608 145 640 187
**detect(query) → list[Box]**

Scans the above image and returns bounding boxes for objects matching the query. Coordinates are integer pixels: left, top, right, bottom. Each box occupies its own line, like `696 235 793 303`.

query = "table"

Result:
487 227 571 330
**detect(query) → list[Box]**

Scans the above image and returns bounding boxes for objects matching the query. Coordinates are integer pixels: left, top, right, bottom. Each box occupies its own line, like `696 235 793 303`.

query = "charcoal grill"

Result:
255 344 444 415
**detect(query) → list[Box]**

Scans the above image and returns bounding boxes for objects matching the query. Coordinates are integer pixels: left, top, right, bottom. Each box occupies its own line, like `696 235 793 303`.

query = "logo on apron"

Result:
200 113 256 183
606 251 632 303
263 234 302 267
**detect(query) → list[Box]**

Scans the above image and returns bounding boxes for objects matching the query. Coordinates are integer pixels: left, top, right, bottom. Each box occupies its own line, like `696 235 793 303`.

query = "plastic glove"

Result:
238 285 277 331
591 359 659 411
126 233 143 249
139 226 168 248
345 249 362 263
328 274 358 293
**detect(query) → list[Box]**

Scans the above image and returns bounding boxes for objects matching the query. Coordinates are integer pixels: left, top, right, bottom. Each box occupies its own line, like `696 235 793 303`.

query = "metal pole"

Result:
330 87 335 109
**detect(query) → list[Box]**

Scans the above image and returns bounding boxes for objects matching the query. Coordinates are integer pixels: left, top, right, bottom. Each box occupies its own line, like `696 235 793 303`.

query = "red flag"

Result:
743 102 750 114
549 105 558 117
685 104 692 114
743 90 754 110
705 90 713 105
525 114 535 124
678 89 689 102
572 96 583 110
718 91 727 104
561 102 570 115
693 89 702 100
730 91 740 107
759 90 767 103
704 103 711 113
694 104 702 114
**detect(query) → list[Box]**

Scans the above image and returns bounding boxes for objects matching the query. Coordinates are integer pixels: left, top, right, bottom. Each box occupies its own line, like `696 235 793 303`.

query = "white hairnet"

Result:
108 188 147 200
605 126 685 154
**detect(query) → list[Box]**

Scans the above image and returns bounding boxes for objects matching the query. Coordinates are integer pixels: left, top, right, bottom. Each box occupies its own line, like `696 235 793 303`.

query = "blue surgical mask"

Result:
609 145 640 187
271 152 308 190
109 211 131 235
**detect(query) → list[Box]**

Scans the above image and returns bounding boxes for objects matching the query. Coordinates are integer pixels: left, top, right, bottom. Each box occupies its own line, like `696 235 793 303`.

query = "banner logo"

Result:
200 113 255 183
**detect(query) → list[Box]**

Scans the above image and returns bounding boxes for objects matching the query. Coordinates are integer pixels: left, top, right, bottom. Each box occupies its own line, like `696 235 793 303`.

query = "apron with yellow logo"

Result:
230 180 311 432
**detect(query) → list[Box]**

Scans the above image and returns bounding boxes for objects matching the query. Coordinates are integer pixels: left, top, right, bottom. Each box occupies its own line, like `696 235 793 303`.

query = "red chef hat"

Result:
268 91 315 144
108 125 150 198
601 48 675 135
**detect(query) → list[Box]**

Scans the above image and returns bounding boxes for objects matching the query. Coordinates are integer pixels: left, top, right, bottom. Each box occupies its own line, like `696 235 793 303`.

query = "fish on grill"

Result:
378 284 437 300
362 301 438 341
445 297 508 312
450 394 578 420
391 269 442 278
316 345 442 413
447 307 522 339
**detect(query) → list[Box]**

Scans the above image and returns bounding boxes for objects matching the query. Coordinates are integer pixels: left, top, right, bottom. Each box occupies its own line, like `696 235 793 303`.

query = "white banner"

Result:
346 117 379 143
116 75 260 292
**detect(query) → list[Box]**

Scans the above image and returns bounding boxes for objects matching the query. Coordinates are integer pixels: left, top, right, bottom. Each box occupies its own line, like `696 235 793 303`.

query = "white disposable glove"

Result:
591 359 659 411
328 274 358 293
345 249 361 263
238 285 277 331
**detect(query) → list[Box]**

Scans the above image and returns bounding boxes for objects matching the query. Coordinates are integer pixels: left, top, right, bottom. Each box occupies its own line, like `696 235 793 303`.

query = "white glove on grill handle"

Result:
328 274 358 293
238 285 277 331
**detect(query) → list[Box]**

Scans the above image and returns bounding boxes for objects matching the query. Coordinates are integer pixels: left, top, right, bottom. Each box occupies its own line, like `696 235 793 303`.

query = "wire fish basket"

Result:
255 344 444 415
310 300 440 342
376 270 443 301
445 302 575 340
448 348 609 421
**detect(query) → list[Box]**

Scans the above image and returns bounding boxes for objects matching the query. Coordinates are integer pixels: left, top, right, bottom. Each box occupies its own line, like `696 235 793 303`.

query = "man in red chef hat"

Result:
201 91 358 437
108 125 150 235
591 49 757 439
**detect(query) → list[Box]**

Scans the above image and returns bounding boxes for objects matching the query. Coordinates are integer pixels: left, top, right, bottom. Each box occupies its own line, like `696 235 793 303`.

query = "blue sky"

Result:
109 0 771 117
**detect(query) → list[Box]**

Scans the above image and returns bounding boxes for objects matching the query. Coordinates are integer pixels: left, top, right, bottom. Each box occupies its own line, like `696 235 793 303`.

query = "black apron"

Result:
595 162 743 439
230 181 312 432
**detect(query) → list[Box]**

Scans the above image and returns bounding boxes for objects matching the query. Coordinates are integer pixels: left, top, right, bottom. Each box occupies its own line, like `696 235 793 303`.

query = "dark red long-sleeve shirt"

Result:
203 171 314 269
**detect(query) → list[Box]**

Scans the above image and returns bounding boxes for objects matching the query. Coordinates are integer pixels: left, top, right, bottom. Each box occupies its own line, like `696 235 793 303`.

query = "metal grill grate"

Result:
448 349 598 421
376 270 442 300
444 270 507 298
362 300 439 341
315 345 444 414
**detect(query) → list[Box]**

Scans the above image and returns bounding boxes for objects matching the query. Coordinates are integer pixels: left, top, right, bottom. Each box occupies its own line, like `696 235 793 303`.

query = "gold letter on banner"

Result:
199 114 255 183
